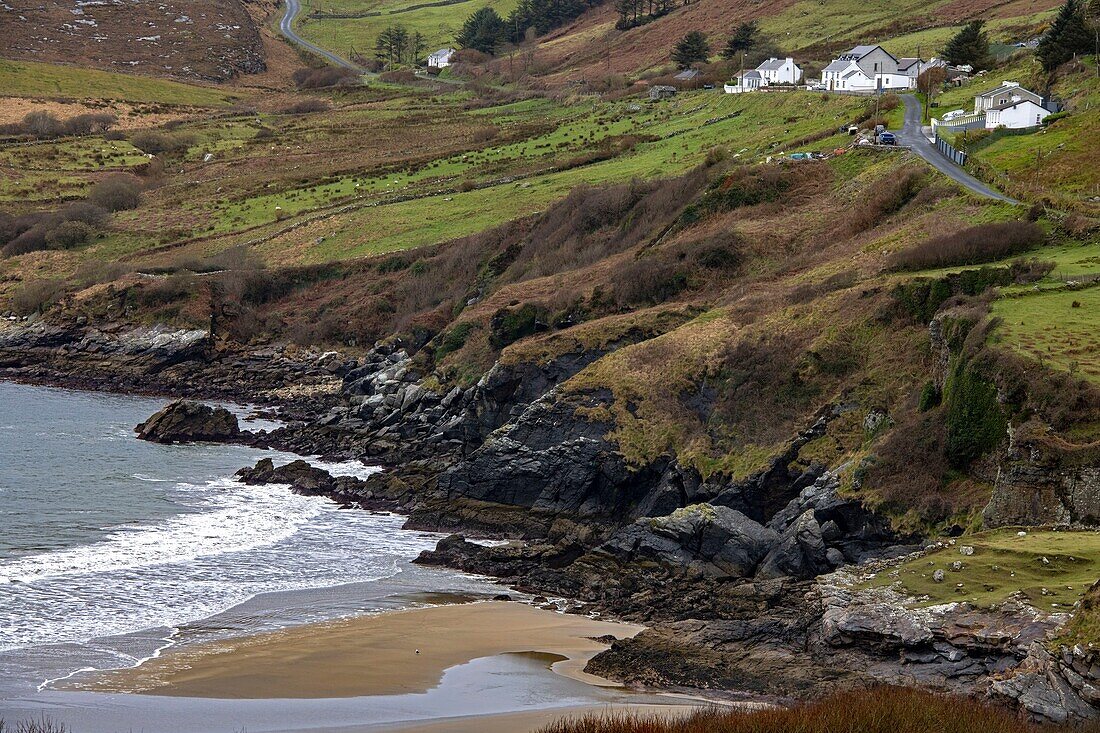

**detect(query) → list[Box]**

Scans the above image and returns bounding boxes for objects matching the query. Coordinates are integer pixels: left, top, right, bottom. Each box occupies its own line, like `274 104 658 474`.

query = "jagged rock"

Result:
134 399 239 444
597 504 778 577
756 510 829 579
236 458 334 493
933 569 946 583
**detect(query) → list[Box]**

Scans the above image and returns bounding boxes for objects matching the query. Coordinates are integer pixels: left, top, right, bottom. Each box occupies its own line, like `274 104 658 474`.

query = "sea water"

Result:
0 381 494 703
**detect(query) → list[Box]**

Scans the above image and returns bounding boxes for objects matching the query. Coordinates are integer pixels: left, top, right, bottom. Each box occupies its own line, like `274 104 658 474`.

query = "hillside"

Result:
3 0 1100 724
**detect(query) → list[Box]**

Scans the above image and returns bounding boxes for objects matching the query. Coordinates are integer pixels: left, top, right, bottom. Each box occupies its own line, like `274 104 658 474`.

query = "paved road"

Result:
279 0 364 72
896 94 1018 204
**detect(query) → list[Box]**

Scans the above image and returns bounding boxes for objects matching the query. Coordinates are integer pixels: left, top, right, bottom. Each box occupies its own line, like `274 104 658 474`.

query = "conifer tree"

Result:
942 20 992 70
671 30 710 69
457 7 507 54
720 21 758 60
1037 0 1093 71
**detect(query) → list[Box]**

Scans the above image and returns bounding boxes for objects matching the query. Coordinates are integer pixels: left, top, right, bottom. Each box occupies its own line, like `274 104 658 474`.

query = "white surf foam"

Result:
0 480 320 584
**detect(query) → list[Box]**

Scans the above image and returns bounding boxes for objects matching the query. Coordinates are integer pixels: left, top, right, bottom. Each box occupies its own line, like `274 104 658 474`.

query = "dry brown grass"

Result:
540 687 1080 733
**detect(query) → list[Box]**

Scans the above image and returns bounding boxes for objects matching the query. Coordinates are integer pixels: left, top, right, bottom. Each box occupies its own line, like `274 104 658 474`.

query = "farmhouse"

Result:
756 57 802 85
821 45 914 92
426 48 455 69
974 81 1043 113
724 70 763 94
985 98 1051 129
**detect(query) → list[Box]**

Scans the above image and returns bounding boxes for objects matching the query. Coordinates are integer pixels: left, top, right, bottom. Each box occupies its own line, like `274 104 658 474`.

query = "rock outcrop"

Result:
135 400 240 444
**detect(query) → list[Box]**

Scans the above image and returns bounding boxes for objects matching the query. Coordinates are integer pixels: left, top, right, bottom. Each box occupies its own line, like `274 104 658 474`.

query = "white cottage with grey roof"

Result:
756 57 802 85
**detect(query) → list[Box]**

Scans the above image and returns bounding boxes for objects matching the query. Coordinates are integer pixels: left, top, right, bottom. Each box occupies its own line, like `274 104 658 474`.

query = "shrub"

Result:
280 98 331 114
682 165 792 222
918 381 941 411
59 201 110 228
944 359 1008 468
614 254 690 306
489 303 540 348
89 175 142 212
129 130 195 155
2 228 49 257
45 220 95 249
846 167 925 233
435 322 477 359
292 67 359 89
64 112 116 136
11 279 64 315
887 221 1045 271
21 111 66 139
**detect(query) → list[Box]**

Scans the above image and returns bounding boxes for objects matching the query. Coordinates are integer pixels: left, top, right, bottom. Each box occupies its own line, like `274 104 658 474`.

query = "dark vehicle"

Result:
878 131 897 145
702 83 715 89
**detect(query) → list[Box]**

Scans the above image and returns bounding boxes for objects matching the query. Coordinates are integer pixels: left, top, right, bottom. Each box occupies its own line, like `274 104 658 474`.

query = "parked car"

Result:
941 109 967 121
878 131 897 145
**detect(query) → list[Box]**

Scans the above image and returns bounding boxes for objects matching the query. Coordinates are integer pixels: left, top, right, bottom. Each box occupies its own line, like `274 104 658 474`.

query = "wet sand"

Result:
72 601 646 699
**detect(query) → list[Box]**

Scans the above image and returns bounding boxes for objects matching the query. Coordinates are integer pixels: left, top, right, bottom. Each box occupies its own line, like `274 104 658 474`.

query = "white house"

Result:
898 56 945 84
756 57 802 85
985 98 1051 129
974 81 1043 113
821 45 914 92
724 69 763 94
426 48 455 68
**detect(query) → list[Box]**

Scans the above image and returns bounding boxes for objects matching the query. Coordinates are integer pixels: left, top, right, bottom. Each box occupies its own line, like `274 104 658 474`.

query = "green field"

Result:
865 529 1100 609
295 0 521 61
0 60 240 106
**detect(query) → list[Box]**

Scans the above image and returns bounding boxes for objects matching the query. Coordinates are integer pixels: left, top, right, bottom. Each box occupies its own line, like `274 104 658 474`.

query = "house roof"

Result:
976 82 1029 98
739 69 762 79
757 57 786 70
839 44 897 62
823 59 855 73
428 48 454 59
897 57 923 70
675 69 700 80
989 98 1045 111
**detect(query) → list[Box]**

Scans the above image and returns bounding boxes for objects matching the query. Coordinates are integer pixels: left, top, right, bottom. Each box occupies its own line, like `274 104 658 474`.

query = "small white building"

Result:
974 81 1043 113
756 57 802 85
724 69 763 94
985 98 1051 129
426 48 455 68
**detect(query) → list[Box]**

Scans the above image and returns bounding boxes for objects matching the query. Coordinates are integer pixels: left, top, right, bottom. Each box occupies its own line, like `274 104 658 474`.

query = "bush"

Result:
64 112 116 136
292 67 359 89
435 322 477 359
280 98 331 114
11 279 64 315
846 167 925 233
129 130 195 155
944 359 1008 468
887 221 1045 271
21 111 66 139
614 254 690 306
45 220 95 249
89 175 142 212
489 303 540 348
2 228 49 257
59 201 110 228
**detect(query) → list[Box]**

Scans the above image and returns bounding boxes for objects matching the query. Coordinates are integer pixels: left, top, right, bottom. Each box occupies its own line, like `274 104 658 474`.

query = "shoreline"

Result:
66 601 647 699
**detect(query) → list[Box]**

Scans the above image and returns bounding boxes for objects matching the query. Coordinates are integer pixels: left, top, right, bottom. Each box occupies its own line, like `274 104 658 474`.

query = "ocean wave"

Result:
0 480 320 584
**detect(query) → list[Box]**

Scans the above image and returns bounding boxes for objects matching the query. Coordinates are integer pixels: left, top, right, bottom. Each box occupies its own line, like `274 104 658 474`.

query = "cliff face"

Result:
984 433 1100 528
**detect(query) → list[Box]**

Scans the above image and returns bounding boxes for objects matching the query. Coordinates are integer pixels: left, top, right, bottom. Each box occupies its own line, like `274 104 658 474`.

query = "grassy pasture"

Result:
0 60 240 107
865 528 1100 609
294 0 521 61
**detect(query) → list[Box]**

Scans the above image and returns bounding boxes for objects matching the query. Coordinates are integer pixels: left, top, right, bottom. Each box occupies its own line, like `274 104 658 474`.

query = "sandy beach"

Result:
71 601 647 699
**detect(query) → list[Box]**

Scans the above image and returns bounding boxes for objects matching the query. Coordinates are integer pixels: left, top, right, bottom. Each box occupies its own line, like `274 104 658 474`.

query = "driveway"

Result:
896 94 1018 204
279 0 364 72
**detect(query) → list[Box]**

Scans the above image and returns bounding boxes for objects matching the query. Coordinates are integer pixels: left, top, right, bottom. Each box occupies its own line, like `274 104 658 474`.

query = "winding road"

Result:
896 94 1018 204
279 0 364 71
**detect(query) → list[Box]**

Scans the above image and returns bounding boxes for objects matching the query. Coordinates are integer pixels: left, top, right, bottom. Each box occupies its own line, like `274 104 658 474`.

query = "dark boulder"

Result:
597 504 778 578
236 458 335 495
135 399 240 444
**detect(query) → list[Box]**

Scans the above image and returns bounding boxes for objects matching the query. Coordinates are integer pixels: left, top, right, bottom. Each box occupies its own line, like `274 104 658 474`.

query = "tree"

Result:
916 65 947 95
1037 0 1093 71
457 7 507 55
720 21 758 60
671 30 709 70
409 31 427 64
942 20 992 70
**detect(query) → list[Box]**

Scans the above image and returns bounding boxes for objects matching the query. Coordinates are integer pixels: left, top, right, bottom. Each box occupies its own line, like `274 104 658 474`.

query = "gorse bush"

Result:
129 129 196 155
1 202 110 257
0 111 116 139
887 221 1046 271
846 167 925 234
540 686 1073 733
